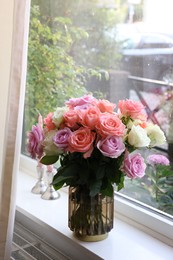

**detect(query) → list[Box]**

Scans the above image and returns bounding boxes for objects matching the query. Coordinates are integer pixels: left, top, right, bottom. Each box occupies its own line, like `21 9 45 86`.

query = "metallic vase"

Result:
31 165 47 194
41 167 60 200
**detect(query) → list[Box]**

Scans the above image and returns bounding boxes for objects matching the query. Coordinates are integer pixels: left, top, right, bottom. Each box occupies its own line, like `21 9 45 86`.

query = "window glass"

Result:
23 0 173 218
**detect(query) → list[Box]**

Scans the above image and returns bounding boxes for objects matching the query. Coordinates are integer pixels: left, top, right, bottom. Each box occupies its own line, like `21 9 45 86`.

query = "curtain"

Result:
0 0 30 259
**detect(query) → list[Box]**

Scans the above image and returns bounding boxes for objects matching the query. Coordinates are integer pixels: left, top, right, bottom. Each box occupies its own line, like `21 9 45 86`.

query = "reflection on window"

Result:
23 0 173 217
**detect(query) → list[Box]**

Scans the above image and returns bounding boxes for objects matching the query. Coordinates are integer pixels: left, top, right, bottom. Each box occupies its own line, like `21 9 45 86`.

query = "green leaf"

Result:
89 179 102 197
101 181 114 197
40 155 59 165
59 163 79 178
156 165 173 178
117 174 124 191
53 179 66 190
52 162 80 188
78 167 89 185
53 175 73 189
105 164 116 181
96 165 105 180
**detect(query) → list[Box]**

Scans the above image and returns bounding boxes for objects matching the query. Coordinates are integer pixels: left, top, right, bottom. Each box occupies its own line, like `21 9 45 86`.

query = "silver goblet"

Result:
41 166 60 200
31 163 47 194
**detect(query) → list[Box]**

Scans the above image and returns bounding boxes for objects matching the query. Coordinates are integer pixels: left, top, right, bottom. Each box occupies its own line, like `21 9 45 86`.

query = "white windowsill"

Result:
16 159 173 260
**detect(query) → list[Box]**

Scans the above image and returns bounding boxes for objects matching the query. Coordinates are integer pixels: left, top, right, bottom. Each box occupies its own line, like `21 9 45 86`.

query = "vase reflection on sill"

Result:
68 186 114 242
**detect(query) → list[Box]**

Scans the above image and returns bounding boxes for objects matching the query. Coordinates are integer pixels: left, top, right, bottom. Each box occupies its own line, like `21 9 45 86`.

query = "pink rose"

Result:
44 112 56 131
63 109 80 129
53 127 72 151
27 124 44 159
118 99 146 120
65 94 96 110
68 127 96 158
97 99 116 113
147 154 170 166
96 113 126 137
97 136 125 158
121 151 146 179
79 106 100 130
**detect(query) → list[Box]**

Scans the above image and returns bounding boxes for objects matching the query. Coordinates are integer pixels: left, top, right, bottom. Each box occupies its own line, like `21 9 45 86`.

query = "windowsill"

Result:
16 167 173 260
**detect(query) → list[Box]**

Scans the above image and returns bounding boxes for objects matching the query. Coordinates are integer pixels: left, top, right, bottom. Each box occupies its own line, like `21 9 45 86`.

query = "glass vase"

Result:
68 186 114 242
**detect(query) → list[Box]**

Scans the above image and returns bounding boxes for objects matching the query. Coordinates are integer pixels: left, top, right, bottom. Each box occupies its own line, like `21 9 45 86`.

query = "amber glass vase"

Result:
68 186 114 242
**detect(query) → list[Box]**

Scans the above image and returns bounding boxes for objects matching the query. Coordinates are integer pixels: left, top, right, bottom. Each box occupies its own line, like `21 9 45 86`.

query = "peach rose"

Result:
68 127 96 158
97 99 116 113
79 106 100 130
63 109 80 129
96 113 126 137
118 99 146 120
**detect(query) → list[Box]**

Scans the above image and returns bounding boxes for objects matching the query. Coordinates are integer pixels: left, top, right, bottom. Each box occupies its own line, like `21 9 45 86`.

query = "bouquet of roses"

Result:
27 95 166 197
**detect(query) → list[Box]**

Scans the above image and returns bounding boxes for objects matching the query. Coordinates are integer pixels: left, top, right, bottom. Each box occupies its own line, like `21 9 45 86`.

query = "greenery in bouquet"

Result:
27 94 166 197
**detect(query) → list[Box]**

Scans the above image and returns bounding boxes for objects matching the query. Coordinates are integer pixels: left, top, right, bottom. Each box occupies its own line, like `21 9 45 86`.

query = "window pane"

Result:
23 0 173 217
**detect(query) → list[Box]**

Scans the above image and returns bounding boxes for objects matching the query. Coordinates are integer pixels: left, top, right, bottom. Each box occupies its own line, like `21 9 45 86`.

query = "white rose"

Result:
52 106 68 127
43 130 63 155
128 125 150 147
146 124 166 147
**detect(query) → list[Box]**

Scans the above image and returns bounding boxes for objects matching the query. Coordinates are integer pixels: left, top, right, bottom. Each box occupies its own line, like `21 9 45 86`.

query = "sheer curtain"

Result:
0 0 30 259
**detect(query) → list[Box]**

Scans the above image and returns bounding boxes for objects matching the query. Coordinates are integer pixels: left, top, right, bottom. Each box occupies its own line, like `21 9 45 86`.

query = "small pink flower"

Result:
96 113 126 137
27 124 44 159
65 94 96 110
97 99 116 113
97 136 125 158
44 112 56 131
121 151 146 179
147 154 170 166
118 99 147 121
